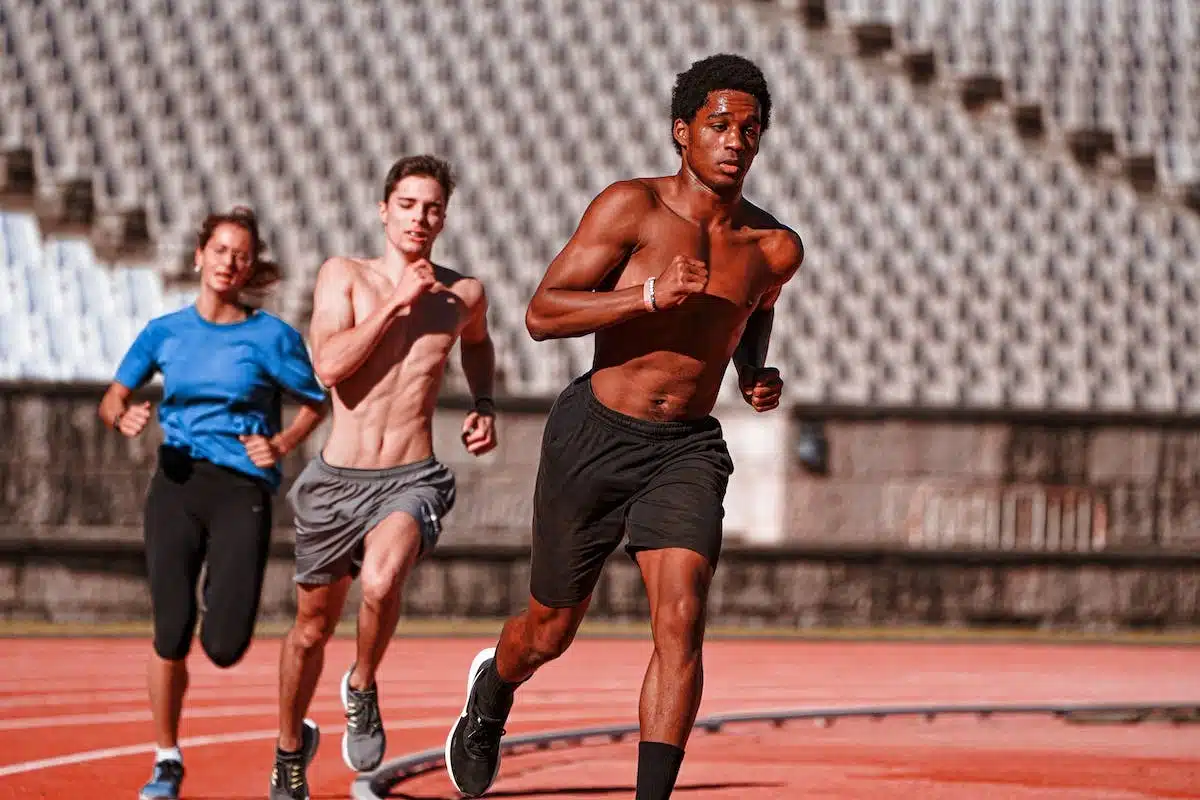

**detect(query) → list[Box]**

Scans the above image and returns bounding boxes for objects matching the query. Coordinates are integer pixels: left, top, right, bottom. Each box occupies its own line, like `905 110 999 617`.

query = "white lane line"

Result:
0 709 629 778
0 686 821 731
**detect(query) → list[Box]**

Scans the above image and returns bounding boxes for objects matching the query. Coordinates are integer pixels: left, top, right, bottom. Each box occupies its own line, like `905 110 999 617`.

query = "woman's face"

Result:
196 222 255 295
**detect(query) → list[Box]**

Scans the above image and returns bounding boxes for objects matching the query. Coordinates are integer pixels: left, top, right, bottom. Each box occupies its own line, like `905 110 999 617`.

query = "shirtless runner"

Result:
268 155 497 800
444 54 803 799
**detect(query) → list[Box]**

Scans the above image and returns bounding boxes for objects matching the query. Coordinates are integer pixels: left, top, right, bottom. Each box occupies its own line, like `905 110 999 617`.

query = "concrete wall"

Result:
782 416 1200 552
1 384 1197 631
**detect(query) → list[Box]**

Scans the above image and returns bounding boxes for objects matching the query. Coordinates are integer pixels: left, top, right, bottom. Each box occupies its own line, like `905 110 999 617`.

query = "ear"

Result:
672 119 690 152
378 200 388 226
193 247 204 271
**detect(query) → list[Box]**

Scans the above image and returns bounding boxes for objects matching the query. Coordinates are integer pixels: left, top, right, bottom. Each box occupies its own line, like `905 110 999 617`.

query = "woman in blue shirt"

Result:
98 207 329 800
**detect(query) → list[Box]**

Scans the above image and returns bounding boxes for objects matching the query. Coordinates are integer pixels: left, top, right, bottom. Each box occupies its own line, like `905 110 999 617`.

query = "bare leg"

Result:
636 547 713 747
277 576 352 752
348 512 423 692
147 654 189 749
493 595 592 684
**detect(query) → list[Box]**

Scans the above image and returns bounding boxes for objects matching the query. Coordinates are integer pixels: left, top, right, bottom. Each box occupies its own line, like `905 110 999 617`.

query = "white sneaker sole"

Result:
444 646 500 797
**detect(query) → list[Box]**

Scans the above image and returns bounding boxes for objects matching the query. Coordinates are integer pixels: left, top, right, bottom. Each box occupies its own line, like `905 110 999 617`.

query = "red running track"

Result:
0 637 1195 798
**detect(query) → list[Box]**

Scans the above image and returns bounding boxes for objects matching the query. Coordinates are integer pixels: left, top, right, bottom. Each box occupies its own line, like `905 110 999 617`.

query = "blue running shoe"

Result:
139 759 183 800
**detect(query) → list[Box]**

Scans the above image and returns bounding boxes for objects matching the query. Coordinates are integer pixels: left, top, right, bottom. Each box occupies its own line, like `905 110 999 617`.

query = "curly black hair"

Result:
670 54 772 154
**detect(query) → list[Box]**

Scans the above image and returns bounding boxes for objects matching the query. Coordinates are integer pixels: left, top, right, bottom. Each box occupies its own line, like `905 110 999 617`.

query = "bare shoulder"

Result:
741 201 804 275
434 264 487 309
315 255 372 290
581 178 660 229
599 178 661 211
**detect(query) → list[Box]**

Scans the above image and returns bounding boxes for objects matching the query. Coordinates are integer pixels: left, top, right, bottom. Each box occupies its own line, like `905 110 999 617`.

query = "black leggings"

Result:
144 446 272 668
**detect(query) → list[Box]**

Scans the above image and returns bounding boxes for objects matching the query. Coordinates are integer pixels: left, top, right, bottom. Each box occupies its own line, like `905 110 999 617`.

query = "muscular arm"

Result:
308 258 408 387
733 230 804 375
459 281 496 402
525 181 653 341
732 301 775 373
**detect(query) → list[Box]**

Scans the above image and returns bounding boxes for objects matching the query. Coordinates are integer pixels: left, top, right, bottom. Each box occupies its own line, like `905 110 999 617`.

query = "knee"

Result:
359 571 400 612
652 594 707 660
201 631 249 669
153 621 194 662
153 635 192 662
290 608 337 652
523 607 579 668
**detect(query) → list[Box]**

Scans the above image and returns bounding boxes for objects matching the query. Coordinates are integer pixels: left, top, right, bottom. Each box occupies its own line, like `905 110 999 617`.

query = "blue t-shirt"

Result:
114 305 327 492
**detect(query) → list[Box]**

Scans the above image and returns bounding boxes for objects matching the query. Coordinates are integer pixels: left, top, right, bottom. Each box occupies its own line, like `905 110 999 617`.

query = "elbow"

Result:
525 302 552 342
313 362 341 388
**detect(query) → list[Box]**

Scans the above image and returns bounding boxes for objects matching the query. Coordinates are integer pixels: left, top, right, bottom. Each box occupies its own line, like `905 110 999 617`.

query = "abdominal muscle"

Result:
319 337 452 470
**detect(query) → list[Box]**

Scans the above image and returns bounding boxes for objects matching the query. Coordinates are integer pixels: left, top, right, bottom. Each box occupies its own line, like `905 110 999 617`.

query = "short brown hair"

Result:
381 155 456 204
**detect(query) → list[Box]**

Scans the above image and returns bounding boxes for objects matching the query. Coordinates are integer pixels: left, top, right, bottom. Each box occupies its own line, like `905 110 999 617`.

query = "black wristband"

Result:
473 396 496 415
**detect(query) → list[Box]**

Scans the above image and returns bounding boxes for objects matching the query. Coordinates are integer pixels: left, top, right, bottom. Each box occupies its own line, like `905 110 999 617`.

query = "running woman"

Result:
98 207 329 800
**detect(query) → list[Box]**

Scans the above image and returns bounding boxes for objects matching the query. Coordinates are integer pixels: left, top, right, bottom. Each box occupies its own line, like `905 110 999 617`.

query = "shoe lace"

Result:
463 711 507 760
272 759 306 795
345 687 382 735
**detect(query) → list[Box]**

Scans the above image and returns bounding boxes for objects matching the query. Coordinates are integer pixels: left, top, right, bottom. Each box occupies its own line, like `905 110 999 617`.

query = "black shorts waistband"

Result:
315 453 439 481
578 373 720 441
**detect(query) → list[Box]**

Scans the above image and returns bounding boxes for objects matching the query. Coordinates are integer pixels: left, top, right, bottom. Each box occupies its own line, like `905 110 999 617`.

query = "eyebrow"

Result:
705 111 761 123
395 195 444 206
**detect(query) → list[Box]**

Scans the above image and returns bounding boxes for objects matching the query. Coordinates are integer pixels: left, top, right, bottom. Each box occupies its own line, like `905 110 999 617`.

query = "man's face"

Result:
379 175 447 257
676 89 763 190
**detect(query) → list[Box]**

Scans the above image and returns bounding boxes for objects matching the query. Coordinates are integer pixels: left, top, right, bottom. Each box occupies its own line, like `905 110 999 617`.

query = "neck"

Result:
194 288 246 323
674 162 742 224
382 242 432 276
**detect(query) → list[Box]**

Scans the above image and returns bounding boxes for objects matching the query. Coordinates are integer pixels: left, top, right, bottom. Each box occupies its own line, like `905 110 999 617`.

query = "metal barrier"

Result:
350 701 1199 799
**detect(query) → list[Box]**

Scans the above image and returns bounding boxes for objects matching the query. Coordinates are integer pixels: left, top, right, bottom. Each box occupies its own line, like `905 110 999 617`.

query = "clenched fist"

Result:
739 366 783 413
651 255 708 310
392 259 438 308
461 408 498 457
240 434 282 468
115 401 152 438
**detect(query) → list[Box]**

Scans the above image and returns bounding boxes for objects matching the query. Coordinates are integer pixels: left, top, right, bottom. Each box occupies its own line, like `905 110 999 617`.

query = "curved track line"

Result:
351 701 1200 800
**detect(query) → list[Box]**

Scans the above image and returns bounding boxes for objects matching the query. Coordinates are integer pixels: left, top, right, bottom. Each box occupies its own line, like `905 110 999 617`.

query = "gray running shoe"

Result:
268 718 320 800
341 665 386 772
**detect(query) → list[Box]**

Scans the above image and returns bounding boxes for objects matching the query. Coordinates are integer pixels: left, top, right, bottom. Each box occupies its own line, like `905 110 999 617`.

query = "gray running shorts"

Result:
287 454 456 585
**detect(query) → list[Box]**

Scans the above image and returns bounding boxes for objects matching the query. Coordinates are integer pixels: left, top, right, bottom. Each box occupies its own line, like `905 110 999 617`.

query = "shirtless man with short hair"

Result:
445 54 802 800
268 155 497 800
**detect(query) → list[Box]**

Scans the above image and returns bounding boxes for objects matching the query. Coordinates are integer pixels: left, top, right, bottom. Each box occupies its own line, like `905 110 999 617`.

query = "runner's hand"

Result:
652 255 708 309
240 434 282 468
739 366 783 413
114 401 152 438
461 404 497 457
392 259 438 308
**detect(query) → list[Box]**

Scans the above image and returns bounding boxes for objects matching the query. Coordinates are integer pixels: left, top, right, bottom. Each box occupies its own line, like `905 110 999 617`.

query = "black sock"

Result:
275 745 304 761
635 741 685 800
475 658 520 720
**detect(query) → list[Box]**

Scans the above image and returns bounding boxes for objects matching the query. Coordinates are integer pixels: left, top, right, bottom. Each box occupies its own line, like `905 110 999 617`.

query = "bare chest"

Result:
619 216 775 310
353 283 467 360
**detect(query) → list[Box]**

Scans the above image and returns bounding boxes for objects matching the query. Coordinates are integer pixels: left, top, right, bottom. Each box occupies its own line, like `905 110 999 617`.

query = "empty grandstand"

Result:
1 0 1198 412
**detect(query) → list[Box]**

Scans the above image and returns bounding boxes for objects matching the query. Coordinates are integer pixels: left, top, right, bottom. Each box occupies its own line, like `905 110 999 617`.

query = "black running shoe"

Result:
445 647 508 797
269 718 320 800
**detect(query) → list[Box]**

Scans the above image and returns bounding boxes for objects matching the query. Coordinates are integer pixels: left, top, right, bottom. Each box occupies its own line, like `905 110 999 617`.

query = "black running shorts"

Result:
529 372 735 608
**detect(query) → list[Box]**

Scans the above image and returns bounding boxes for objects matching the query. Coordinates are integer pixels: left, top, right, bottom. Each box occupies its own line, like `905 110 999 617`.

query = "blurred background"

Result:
0 0 1197 634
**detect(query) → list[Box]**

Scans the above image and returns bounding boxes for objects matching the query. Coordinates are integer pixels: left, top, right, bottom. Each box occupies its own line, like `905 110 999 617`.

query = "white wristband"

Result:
643 277 658 312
